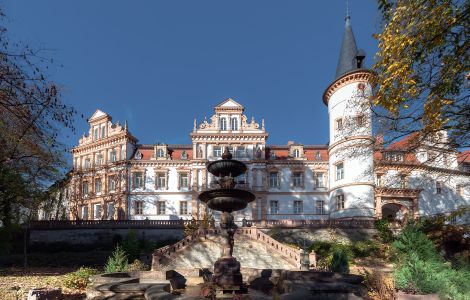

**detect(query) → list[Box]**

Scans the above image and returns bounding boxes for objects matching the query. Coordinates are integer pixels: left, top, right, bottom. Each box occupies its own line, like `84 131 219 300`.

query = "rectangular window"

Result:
376 174 382 187
81 205 88 220
107 202 114 219
179 173 189 189
101 126 106 138
109 150 117 162
270 200 279 214
356 115 364 127
157 201 166 215
156 173 166 189
436 181 442 194
294 201 303 214
135 201 143 215
120 145 126 160
314 173 324 188
93 203 102 220
293 172 303 187
316 200 325 214
336 163 344 180
213 146 222 157
336 118 343 131
82 182 89 196
84 158 91 169
96 153 103 165
236 146 245 158
269 172 279 188
95 178 102 193
336 194 345 210
93 127 99 140
180 201 188 215
108 176 116 192
133 172 143 189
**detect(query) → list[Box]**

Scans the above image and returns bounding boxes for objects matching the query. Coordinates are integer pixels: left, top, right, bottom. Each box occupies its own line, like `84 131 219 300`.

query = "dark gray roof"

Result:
335 16 361 78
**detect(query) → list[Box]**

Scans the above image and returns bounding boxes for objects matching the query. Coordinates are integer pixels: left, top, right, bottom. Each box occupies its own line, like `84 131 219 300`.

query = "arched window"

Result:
231 117 238 130
220 118 227 130
157 148 165 158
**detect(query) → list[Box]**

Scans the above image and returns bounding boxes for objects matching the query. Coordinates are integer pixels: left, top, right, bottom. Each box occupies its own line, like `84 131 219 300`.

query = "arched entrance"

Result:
381 203 409 223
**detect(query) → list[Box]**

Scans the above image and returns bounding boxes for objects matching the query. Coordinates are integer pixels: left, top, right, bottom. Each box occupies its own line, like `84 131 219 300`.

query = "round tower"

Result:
323 15 375 219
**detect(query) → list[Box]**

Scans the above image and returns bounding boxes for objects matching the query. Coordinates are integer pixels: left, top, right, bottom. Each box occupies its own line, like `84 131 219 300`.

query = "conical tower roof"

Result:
335 16 360 78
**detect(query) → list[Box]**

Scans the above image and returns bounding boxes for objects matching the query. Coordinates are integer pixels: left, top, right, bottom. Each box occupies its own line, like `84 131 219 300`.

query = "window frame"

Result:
293 200 303 214
270 200 279 214
135 201 143 215
231 117 238 131
133 172 144 189
269 171 280 188
180 201 188 215
292 171 304 188
316 200 325 214
335 162 344 181
336 194 345 210
157 201 166 215
220 118 227 130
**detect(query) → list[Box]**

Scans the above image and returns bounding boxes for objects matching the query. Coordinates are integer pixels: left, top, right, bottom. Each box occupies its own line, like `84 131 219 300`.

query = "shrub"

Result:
374 219 394 243
393 223 470 299
126 259 149 272
63 267 99 290
362 268 395 300
309 241 333 259
104 244 128 273
121 229 140 261
330 248 349 274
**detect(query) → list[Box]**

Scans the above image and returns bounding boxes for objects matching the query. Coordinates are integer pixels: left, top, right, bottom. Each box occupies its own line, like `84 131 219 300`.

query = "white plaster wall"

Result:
329 185 375 218
266 194 329 220
129 193 192 220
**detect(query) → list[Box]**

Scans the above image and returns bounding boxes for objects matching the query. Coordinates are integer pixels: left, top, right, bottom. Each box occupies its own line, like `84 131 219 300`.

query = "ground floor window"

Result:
270 200 279 214
293 200 303 214
180 201 188 215
107 202 114 219
81 205 88 220
93 203 102 220
336 194 345 210
135 201 143 215
316 200 325 214
157 201 166 215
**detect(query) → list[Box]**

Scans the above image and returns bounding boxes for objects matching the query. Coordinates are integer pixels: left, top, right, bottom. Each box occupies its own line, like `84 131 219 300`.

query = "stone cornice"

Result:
323 70 375 105
375 161 470 177
328 136 375 153
375 187 422 198
72 132 137 154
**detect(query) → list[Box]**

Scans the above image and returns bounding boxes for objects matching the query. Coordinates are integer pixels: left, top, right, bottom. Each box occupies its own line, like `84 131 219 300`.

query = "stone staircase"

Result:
151 227 307 271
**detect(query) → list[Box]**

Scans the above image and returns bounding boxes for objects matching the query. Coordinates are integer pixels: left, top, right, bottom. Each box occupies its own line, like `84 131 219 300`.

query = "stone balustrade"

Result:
28 219 197 229
246 219 375 229
237 227 308 269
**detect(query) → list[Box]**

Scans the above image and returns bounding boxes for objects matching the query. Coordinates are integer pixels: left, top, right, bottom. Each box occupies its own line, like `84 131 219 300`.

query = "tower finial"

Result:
345 0 351 24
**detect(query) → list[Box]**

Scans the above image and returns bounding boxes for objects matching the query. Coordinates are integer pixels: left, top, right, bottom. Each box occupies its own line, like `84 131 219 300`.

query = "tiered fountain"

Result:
198 148 255 297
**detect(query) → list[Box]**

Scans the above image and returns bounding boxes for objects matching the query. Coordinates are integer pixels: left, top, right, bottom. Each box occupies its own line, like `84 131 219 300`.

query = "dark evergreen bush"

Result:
330 248 349 274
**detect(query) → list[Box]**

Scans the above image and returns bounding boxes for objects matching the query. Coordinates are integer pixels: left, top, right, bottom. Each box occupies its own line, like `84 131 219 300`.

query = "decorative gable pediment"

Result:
89 109 110 123
214 98 244 113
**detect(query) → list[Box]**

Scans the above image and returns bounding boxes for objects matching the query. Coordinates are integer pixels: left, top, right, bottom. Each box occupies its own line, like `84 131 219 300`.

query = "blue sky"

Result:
3 0 381 148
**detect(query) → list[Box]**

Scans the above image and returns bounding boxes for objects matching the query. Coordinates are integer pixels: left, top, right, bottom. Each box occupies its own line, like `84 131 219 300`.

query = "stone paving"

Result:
162 234 296 270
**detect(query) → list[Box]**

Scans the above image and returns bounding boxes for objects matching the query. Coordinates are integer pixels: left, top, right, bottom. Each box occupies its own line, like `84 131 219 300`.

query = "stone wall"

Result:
28 228 184 247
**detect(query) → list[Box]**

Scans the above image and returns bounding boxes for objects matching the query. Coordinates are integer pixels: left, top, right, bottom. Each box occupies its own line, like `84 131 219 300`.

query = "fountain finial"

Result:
222 147 232 160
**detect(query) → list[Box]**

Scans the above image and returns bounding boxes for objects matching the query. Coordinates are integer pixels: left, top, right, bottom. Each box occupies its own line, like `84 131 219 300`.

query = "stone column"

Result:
375 195 382 219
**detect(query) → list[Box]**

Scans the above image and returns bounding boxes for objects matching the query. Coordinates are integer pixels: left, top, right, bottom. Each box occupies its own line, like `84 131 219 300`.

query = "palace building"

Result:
47 16 470 223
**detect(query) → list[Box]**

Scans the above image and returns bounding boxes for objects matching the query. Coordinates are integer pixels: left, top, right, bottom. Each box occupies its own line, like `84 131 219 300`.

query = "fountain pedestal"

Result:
198 149 255 296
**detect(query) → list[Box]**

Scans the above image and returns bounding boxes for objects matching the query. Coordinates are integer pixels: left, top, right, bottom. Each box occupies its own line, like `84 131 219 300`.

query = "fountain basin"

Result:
207 159 247 178
198 189 255 212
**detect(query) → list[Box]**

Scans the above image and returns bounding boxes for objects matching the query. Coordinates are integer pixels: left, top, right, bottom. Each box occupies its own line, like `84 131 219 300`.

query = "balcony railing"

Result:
28 219 197 229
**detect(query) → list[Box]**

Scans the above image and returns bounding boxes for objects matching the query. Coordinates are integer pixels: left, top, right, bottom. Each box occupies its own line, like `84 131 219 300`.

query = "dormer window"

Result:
293 149 300 158
157 148 165 158
315 151 322 160
101 125 106 138
220 118 227 130
181 150 188 160
93 127 99 140
231 117 238 130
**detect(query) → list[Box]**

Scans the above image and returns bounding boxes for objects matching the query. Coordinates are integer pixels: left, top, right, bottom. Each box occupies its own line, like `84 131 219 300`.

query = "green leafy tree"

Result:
373 0 469 149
